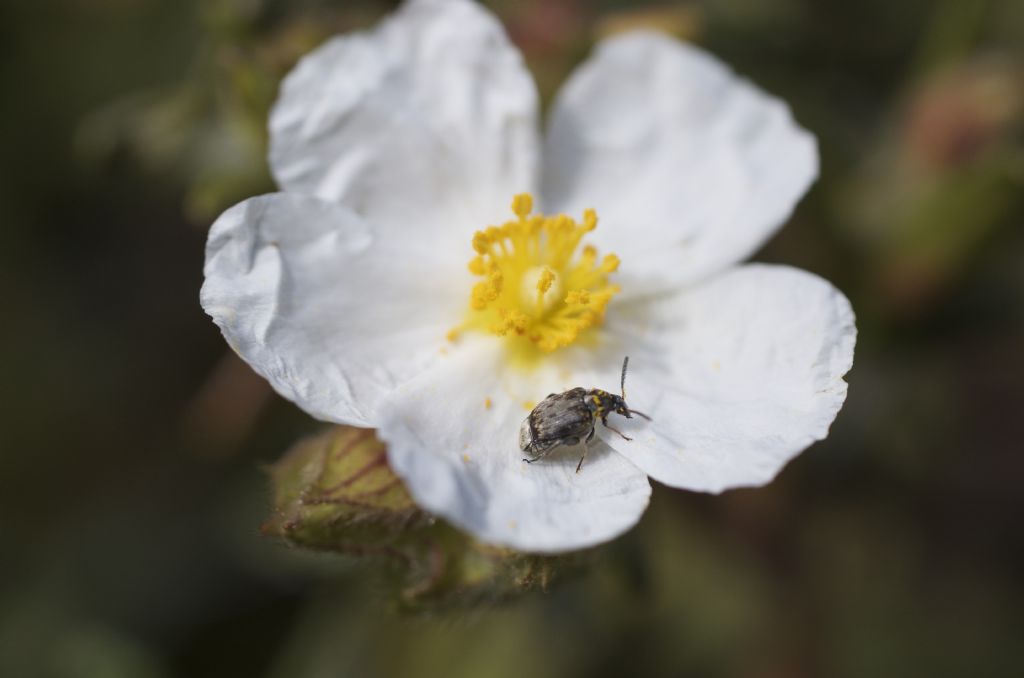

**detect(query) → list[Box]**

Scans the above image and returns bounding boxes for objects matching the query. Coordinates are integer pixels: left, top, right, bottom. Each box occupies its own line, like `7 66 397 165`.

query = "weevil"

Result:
519 356 652 473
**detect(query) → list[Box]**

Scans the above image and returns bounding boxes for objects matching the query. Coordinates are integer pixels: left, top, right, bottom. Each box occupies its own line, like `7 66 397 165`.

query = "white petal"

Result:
270 0 539 237
543 32 818 289
377 337 652 553
201 193 463 425
597 264 855 492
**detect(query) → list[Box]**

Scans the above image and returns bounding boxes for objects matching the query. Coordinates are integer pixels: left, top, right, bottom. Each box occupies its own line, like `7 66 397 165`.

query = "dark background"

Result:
2 1 1022 676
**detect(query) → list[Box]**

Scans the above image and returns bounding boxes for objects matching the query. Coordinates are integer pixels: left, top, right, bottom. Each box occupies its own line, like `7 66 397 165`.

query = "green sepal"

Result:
263 426 581 606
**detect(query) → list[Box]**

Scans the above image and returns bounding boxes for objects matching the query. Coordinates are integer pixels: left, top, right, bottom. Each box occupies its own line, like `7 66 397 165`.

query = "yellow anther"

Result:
488 270 504 295
566 289 591 305
509 310 529 333
490 309 529 336
471 280 499 310
583 208 598 231
601 254 620 273
511 193 534 219
467 256 486 275
472 231 490 255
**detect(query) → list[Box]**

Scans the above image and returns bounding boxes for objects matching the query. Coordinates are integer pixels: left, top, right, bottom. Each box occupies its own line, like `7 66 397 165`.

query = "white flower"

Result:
202 0 855 553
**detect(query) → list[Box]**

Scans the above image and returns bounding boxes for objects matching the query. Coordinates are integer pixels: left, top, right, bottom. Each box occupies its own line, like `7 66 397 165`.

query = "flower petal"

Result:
377 337 652 553
201 193 463 425
543 32 818 289
269 0 539 238
596 264 855 492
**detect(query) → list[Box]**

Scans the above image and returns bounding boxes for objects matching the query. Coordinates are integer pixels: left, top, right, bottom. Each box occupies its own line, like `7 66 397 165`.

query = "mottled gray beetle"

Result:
519 356 652 473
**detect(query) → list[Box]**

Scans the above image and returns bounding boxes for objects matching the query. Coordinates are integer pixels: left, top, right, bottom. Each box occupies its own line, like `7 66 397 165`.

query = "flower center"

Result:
450 193 621 357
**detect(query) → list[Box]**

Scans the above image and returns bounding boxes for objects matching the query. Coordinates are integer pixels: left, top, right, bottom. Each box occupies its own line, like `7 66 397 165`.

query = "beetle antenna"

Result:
627 409 652 421
620 356 629 400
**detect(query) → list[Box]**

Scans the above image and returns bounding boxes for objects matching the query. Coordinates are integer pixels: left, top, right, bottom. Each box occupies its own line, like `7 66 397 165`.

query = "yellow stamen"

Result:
459 193 622 362
511 193 533 218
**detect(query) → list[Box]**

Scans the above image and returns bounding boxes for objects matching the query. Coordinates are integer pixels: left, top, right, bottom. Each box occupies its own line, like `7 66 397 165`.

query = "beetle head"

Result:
616 356 652 420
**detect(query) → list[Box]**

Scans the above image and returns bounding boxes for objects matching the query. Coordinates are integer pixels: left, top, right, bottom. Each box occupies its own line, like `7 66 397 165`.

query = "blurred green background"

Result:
2 0 1023 676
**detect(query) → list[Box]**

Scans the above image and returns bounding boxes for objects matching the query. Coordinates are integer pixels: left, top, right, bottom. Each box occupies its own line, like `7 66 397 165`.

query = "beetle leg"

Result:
576 442 587 474
523 448 553 464
574 428 596 473
522 439 565 464
601 417 632 442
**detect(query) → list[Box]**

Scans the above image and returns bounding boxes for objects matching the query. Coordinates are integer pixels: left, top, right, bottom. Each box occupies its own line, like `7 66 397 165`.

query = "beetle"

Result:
519 356 652 473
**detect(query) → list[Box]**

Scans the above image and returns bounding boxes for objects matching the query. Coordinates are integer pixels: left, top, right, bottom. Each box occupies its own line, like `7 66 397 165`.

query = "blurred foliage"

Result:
839 54 1024 318
2 0 1023 677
